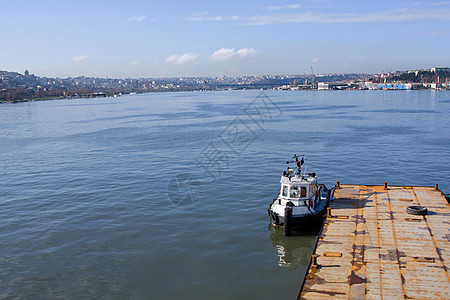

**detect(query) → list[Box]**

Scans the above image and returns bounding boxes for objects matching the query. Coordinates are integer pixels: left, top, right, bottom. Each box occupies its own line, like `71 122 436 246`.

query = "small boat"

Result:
268 155 335 236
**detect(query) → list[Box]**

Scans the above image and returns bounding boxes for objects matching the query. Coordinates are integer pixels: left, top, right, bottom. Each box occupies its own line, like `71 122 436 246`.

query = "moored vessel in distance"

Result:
268 154 335 236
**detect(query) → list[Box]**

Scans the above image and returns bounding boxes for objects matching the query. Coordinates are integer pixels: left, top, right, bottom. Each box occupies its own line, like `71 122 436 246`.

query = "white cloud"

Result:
235 48 257 59
311 58 319 63
73 55 88 63
126 15 147 22
210 48 257 62
210 48 235 61
164 53 198 65
131 59 140 66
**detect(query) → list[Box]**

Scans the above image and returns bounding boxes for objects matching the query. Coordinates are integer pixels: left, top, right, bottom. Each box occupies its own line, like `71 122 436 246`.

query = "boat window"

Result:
300 186 307 198
309 185 316 196
290 186 299 198
282 185 288 197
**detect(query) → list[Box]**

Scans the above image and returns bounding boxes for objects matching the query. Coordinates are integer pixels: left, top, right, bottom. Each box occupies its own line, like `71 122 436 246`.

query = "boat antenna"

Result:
286 154 305 174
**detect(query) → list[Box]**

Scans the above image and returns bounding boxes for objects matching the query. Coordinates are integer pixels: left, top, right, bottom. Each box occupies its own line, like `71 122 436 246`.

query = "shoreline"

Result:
1 87 449 104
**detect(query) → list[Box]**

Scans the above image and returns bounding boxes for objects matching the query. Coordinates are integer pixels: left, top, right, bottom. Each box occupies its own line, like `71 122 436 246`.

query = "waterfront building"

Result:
431 67 450 73
318 82 329 90
376 83 411 90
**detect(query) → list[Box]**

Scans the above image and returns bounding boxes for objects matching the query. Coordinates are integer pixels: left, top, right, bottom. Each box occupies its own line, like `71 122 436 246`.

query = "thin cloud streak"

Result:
431 1 450 5
186 12 239 21
126 15 147 22
266 4 301 10
185 11 208 21
286 4 301 9
187 8 450 25
247 9 450 25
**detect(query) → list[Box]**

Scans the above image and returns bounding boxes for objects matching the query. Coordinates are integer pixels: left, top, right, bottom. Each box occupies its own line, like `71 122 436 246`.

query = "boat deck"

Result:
298 184 450 299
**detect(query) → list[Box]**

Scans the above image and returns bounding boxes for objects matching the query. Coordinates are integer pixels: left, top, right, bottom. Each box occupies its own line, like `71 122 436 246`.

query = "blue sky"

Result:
1 0 450 78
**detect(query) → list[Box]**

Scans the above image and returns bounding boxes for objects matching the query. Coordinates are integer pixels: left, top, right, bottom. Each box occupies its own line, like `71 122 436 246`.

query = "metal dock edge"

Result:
298 184 450 300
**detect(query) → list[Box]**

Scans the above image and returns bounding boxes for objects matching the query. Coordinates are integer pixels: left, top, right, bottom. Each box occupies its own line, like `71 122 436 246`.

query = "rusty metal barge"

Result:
298 183 450 299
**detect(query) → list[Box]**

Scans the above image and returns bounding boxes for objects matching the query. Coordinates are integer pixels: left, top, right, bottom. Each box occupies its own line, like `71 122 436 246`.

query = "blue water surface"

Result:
1 90 449 299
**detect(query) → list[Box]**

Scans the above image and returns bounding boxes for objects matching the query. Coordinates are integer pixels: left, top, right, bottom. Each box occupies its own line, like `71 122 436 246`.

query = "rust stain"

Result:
355 214 366 223
352 244 365 257
352 261 365 272
388 210 396 220
380 251 397 261
348 271 366 285
304 273 325 284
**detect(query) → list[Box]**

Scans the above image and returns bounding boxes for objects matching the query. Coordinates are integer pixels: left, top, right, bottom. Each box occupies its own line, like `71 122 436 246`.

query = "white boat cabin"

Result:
278 172 318 207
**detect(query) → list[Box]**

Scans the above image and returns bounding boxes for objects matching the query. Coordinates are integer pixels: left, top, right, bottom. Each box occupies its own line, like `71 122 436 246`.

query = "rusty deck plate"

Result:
299 184 450 299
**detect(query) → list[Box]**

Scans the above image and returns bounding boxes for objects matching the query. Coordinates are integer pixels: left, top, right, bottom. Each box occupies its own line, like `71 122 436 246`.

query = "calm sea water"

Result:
1 90 449 299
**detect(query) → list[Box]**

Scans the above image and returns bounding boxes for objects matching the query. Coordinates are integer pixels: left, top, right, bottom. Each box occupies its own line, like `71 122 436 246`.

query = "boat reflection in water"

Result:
268 224 319 269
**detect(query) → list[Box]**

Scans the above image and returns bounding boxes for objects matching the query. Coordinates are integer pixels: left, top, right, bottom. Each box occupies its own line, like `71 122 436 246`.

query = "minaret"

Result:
24 70 30 76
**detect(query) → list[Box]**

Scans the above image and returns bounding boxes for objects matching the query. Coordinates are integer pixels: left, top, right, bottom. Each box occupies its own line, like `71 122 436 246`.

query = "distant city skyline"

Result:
1 0 450 78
